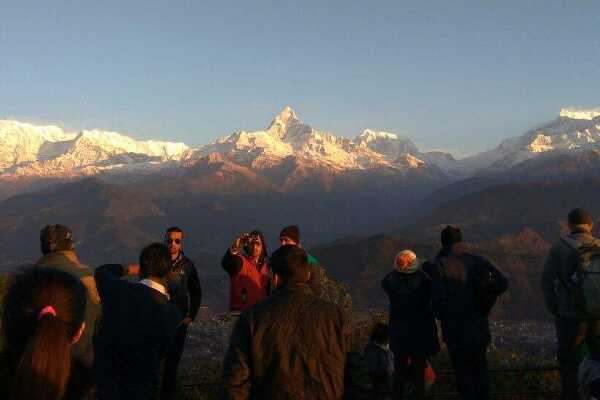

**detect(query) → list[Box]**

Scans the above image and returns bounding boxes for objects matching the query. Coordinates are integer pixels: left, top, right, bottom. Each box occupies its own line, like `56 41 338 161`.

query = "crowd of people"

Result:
1 210 600 399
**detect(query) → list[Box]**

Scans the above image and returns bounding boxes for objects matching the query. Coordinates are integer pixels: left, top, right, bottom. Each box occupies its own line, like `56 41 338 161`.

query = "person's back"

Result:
429 226 507 400
382 250 439 400
94 244 182 400
35 225 100 383
222 245 352 400
364 323 394 400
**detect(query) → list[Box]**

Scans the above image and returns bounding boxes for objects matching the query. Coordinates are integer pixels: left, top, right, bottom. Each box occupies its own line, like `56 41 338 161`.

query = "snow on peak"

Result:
266 106 310 138
195 108 452 172
560 107 600 120
0 119 190 177
356 129 418 161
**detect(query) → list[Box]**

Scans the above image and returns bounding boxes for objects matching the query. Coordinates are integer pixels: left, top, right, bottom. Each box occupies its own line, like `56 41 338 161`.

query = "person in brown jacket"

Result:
35 224 100 396
222 245 352 400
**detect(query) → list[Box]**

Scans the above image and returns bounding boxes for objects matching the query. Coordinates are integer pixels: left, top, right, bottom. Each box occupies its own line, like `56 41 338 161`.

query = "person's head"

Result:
270 245 310 284
139 243 171 280
279 225 301 246
568 208 594 233
244 230 268 263
369 322 390 345
394 250 417 272
1 267 87 400
40 224 75 255
164 227 184 259
441 225 463 247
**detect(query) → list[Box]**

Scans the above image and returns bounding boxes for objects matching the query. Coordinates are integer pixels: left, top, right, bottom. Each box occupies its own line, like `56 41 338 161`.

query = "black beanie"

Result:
280 225 301 244
568 208 593 225
441 225 463 247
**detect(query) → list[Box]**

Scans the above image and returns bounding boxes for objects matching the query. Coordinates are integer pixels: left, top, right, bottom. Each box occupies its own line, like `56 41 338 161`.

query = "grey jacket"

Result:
542 229 600 319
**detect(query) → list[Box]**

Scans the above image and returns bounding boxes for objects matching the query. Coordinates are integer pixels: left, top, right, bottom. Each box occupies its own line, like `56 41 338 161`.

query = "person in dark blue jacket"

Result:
382 250 439 400
427 226 508 400
94 243 182 400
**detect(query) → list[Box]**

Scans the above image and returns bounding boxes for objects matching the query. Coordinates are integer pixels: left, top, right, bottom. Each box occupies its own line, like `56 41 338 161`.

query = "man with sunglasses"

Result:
161 227 202 400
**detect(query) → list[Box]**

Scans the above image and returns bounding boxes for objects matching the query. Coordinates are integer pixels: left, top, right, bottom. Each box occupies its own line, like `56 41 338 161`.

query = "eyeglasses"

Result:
166 238 181 245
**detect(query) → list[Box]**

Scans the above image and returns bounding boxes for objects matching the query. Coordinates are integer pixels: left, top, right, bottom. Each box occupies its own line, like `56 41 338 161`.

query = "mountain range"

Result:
1 106 600 315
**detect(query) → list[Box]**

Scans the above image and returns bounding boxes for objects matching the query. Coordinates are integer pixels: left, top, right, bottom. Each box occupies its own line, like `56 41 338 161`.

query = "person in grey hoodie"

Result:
543 208 600 400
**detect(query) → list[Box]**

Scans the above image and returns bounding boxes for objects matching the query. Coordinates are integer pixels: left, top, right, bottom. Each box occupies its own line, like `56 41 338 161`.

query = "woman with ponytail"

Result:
0 267 87 400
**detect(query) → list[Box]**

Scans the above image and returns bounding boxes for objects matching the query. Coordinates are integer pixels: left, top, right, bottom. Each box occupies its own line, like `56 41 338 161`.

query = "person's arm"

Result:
186 260 202 321
94 263 138 302
222 312 252 400
484 259 509 294
222 249 243 275
542 244 561 316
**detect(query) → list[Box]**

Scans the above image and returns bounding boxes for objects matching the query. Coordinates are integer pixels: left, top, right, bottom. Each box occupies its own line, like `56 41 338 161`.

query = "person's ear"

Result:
71 322 86 345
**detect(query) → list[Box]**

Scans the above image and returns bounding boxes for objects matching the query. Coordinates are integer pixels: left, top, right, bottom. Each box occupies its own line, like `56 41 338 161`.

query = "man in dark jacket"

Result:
222 245 352 400
35 224 100 395
382 249 439 400
542 208 600 400
94 243 182 400
428 226 508 400
162 227 202 399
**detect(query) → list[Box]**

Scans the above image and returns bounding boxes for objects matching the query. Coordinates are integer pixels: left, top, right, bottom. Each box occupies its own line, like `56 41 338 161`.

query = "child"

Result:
364 323 394 400
579 336 600 400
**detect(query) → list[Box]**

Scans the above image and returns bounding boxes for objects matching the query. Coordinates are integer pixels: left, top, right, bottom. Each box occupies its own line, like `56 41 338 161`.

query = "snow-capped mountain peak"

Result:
195 108 453 174
560 107 600 121
0 119 190 177
266 106 311 139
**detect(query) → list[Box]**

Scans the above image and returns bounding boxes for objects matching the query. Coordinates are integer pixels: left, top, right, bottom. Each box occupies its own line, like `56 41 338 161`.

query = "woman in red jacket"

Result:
221 231 271 311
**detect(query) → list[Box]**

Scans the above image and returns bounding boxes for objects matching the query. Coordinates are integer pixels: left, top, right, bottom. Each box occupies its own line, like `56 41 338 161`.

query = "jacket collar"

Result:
36 250 80 266
139 279 169 299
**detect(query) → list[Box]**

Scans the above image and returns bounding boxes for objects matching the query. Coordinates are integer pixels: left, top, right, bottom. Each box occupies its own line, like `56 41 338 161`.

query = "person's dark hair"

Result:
568 208 593 226
1 267 87 400
441 225 463 247
165 226 184 235
245 230 269 264
40 224 75 255
270 245 308 281
370 322 390 344
279 225 301 244
139 243 171 279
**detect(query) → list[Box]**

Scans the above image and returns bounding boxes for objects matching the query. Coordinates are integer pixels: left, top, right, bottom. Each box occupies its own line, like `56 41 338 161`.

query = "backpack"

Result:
562 237 600 318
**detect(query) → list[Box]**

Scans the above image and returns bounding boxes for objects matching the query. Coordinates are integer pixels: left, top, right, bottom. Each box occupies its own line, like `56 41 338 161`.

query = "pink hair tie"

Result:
38 306 57 320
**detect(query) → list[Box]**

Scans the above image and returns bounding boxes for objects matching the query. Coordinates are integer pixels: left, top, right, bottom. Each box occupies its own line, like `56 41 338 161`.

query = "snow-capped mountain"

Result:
457 107 600 174
194 106 452 174
0 120 190 177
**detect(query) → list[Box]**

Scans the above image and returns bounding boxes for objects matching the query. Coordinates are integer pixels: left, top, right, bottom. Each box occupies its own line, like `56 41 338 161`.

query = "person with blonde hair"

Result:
382 249 439 400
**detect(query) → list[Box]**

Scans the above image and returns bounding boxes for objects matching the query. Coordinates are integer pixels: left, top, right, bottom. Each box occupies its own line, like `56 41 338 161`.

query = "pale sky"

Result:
2 1 599 157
